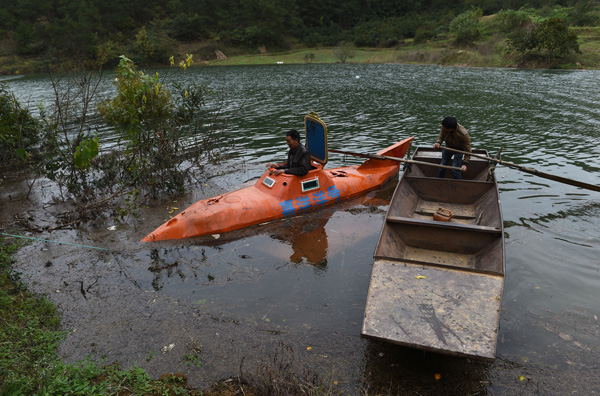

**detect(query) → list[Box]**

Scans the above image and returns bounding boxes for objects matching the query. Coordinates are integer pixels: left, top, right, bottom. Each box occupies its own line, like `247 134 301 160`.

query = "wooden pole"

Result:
441 146 600 193
328 149 462 171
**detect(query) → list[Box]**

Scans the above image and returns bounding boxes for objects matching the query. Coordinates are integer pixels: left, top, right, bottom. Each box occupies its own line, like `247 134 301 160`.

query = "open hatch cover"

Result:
304 112 328 165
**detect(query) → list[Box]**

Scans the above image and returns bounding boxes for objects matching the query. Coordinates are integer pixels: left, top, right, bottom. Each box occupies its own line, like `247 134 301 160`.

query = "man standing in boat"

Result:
433 116 472 179
266 129 312 176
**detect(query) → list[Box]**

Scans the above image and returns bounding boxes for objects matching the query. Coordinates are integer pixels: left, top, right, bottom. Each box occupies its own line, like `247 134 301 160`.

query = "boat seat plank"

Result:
362 259 503 361
386 215 502 234
377 247 475 270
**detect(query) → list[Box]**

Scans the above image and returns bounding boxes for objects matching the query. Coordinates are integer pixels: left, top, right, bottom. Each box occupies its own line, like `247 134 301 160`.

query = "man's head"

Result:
285 129 301 149
441 116 458 132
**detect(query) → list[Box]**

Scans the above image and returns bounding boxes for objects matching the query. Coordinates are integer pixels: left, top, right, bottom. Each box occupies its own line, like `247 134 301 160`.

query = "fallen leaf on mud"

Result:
416 275 426 279
107 226 117 231
168 207 178 214
212 234 220 239
161 343 176 354
518 375 526 381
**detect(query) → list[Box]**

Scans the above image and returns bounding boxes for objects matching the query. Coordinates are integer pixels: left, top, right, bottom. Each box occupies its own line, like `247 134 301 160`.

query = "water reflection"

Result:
273 216 329 268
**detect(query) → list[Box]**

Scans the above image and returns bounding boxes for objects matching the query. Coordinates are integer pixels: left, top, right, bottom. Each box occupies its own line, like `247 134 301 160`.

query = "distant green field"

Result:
206 37 600 69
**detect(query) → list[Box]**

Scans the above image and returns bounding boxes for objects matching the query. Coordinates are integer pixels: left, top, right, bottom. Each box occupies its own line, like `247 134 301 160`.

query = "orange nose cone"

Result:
141 216 185 242
141 233 157 242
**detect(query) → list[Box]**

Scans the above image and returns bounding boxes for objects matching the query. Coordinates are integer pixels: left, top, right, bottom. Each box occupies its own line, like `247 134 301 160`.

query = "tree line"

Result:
0 0 597 66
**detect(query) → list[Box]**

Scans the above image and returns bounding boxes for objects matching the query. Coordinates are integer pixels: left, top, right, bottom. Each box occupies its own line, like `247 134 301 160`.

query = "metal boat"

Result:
362 146 505 361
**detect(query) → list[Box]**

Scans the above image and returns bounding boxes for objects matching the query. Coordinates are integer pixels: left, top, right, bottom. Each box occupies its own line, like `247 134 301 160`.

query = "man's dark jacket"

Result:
277 143 311 176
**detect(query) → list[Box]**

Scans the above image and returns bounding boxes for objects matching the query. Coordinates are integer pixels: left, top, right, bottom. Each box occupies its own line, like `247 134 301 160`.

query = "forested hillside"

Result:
0 0 598 71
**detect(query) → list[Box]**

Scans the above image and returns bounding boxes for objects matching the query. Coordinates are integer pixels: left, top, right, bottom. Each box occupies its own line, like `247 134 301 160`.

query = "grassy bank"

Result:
205 30 600 70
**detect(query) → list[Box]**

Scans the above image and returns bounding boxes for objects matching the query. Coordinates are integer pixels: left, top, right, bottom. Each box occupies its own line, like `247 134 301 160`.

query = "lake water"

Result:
3 64 600 394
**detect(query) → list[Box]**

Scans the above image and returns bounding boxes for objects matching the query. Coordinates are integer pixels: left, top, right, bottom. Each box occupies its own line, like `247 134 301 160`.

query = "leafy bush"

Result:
434 25 450 38
536 17 581 57
450 8 483 46
352 20 382 47
353 16 422 47
96 37 128 66
0 54 231 220
132 25 174 64
566 0 600 26
14 22 44 55
98 56 179 194
0 85 41 166
222 22 290 49
507 27 539 54
303 52 315 63
300 23 345 47
493 9 532 33
414 26 434 44
507 17 580 59
35 67 104 194
166 13 210 41
98 55 232 197
99 56 174 129
333 41 356 63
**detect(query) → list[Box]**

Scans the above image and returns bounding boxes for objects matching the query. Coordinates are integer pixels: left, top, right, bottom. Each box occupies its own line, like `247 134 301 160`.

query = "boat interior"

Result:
374 148 504 276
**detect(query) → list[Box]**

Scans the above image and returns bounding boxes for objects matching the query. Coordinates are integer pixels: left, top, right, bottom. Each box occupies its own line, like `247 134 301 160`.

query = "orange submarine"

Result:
142 113 413 241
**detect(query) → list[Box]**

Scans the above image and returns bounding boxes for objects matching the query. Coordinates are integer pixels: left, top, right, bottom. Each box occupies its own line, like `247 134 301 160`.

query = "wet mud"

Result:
2 169 599 395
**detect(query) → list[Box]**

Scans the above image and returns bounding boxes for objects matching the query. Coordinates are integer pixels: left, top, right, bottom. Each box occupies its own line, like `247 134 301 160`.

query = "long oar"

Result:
328 149 461 171
442 146 600 192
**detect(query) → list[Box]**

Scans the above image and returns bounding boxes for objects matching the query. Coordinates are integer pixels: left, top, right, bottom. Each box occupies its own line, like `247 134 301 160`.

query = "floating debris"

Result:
161 343 176 354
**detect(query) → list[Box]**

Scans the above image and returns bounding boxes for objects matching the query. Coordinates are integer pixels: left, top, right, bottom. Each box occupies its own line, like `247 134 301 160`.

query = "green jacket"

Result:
436 123 471 163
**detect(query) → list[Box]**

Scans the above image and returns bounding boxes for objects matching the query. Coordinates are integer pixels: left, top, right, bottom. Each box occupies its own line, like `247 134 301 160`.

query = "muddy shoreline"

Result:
2 165 599 395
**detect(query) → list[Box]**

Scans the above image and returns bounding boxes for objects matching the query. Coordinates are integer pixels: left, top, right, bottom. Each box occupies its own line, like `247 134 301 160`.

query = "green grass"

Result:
574 26 600 68
204 26 600 70
207 47 397 66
